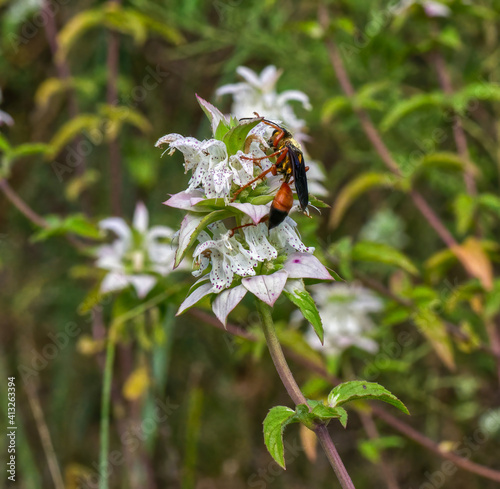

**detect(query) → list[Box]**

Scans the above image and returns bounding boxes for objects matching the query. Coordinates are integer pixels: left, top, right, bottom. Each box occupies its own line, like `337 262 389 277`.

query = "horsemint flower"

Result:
303 283 382 356
156 96 334 334
95 202 182 298
0 89 14 127
216 65 327 197
393 0 451 17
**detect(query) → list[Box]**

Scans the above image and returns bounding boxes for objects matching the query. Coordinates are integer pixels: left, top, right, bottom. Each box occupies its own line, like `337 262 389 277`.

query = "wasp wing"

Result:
289 146 309 211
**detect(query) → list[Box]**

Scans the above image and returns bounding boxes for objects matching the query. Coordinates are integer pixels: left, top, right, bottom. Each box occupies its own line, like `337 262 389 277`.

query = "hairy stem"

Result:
256 300 356 489
99 331 116 489
431 49 476 196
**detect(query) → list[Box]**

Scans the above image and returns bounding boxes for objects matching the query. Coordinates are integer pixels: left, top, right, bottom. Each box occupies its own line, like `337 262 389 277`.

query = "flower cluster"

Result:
216 65 311 142
157 95 334 327
216 65 327 197
95 202 182 298
303 284 382 356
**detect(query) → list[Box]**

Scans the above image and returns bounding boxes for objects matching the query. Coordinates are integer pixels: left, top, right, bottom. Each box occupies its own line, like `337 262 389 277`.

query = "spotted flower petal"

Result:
242 270 289 306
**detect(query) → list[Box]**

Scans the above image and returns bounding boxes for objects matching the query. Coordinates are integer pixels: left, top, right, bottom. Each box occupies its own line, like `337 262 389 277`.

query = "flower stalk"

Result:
256 299 356 489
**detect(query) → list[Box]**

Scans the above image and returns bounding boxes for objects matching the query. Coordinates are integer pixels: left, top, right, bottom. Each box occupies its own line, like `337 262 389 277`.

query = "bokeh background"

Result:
1 0 500 488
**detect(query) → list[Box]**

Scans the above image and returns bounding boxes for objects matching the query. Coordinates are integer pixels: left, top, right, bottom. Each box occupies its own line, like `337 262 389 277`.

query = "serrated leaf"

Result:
174 210 232 267
328 381 409 415
223 117 263 155
283 287 323 343
381 93 445 132
413 310 455 370
330 172 398 228
263 406 298 469
352 241 419 276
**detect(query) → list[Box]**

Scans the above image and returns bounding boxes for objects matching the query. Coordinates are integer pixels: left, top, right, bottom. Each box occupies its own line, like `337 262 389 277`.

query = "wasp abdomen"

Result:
269 182 293 230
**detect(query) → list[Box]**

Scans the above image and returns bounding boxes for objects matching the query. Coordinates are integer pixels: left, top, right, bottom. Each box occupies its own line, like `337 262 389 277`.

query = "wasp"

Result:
232 117 309 230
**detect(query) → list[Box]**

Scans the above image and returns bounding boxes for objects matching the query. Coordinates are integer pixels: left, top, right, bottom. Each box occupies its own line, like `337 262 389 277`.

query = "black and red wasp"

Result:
232 116 309 230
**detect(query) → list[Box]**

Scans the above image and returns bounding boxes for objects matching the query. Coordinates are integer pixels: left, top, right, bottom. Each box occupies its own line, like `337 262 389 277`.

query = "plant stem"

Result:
195 309 500 483
256 300 356 489
99 330 116 489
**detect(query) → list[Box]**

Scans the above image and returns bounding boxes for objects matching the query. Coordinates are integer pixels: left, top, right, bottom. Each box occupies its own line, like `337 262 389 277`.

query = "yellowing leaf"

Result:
452 238 494 290
76 335 104 356
413 310 455 370
123 366 150 400
46 114 103 159
299 424 317 463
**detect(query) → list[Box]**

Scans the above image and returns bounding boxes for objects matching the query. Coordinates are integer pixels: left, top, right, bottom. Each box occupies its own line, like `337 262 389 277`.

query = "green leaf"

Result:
306 400 348 428
453 194 476 236
330 172 399 228
352 241 419 276
359 436 404 463
63 214 101 239
263 406 298 469
328 381 409 415
223 117 263 155
381 93 445 132
214 119 230 140
283 284 324 343
247 194 274 205
478 193 500 217
413 310 455 370
0 133 12 152
416 152 477 178
321 96 350 123
31 214 101 242
308 194 330 208
9 143 49 160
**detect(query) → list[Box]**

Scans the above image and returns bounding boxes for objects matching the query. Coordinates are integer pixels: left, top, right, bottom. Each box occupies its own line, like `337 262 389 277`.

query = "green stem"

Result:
99 330 116 489
256 300 355 489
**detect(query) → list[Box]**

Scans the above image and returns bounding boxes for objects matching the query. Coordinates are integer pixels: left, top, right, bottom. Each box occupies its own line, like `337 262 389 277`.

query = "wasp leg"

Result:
240 147 286 162
231 147 289 202
230 166 276 201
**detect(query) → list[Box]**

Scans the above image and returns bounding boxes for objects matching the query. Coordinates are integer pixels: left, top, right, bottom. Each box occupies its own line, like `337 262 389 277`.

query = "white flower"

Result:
0 89 13 127
304 284 382 356
96 202 181 298
393 0 451 17
216 65 311 141
193 221 258 291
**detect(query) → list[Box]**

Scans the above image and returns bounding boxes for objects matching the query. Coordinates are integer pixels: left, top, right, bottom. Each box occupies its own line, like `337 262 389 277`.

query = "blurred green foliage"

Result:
1 0 500 488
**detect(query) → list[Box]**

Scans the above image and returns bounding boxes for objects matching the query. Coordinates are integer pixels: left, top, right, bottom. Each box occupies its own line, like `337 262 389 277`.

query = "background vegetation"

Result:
1 0 500 488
